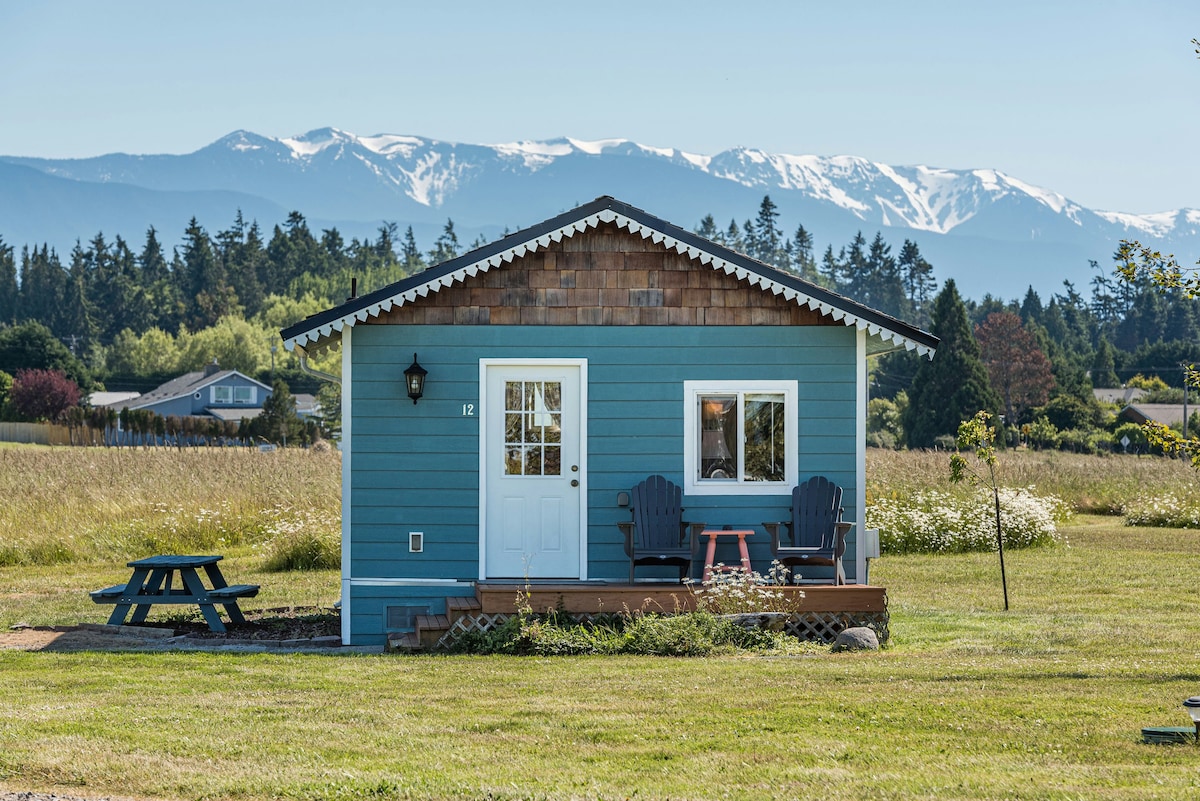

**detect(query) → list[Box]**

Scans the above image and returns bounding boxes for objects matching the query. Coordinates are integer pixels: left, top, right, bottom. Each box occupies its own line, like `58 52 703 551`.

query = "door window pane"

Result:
503 380 563 476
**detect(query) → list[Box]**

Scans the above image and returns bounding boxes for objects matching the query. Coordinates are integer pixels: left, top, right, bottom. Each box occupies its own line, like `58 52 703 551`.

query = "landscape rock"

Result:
832 626 880 652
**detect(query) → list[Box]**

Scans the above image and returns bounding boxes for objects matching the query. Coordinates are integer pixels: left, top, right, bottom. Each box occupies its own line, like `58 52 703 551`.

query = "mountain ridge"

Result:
2 128 1196 299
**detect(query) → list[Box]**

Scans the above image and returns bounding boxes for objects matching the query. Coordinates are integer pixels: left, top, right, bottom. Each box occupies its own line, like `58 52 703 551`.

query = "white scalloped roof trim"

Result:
283 209 934 358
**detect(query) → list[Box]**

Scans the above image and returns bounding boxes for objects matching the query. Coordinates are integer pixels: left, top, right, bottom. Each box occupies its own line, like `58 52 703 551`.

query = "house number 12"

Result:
462 404 476 416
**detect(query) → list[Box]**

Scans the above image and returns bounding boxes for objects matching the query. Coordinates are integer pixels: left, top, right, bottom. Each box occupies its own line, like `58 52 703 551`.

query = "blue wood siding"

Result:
349 324 859 595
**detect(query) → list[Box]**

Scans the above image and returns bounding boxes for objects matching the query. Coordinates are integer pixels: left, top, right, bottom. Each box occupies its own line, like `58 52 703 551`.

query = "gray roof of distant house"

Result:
127 369 272 410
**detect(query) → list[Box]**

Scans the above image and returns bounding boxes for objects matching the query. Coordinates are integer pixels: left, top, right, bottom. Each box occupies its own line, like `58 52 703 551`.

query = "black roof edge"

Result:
280 195 939 351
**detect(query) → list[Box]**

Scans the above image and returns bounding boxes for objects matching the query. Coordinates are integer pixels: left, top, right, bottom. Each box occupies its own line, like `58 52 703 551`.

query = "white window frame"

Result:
211 385 232 404
233 386 256 404
683 380 798 496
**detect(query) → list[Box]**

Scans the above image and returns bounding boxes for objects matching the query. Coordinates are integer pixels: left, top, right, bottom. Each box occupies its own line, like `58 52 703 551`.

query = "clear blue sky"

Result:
1 1 1197 214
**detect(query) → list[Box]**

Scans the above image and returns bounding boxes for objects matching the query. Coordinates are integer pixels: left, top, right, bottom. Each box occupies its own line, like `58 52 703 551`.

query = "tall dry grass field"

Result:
0 445 341 566
868 447 1197 514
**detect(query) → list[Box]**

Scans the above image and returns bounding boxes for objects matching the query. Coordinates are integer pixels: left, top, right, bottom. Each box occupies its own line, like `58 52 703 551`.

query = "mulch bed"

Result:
156 606 339 640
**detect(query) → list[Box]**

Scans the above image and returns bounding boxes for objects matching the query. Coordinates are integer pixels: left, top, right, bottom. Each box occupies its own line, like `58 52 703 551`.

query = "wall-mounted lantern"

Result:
404 353 428 405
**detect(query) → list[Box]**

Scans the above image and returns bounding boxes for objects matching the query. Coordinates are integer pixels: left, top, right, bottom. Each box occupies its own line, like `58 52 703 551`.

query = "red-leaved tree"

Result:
9 368 81 423
974 312 1054 425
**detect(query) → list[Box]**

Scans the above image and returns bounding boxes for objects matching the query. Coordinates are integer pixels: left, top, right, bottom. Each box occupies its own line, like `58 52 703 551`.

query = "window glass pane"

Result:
505 381 522 411
544 445 561 475
504 445 523 475
523 446 543 476
524 414 543 443
699 395 737 480
544 414 561 444
213 386 232 403
234 386 253 403
543 382 561 411
744 394 786 482
505 413 522 443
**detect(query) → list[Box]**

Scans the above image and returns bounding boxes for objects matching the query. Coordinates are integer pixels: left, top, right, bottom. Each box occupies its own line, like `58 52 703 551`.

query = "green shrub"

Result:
448 610 803 656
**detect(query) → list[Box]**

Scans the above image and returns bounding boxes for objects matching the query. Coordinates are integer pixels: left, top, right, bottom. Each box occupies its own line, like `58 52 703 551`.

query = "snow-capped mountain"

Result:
2 128 1197 299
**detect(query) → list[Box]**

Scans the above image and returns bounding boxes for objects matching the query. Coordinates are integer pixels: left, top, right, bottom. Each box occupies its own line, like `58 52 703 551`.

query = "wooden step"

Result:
386 632 421 653
414 613 450 649
445 595 482 623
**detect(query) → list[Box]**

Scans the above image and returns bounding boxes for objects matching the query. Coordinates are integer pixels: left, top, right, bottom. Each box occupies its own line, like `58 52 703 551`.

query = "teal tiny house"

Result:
280 197 938 646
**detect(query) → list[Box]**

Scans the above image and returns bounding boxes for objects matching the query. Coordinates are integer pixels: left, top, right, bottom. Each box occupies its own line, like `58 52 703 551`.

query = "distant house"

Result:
294 393 321 420
1093 387 1147 406
88 391 142 408
1118 403 1191 428
117 359 273 422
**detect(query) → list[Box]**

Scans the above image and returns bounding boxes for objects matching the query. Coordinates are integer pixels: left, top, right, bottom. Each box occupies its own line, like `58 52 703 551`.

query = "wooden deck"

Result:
393 582 890 652
475 581 887 616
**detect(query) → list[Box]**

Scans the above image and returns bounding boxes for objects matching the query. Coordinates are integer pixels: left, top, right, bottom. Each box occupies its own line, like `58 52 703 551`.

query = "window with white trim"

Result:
683 380 797 495
212 385 232 404
234 386 255 404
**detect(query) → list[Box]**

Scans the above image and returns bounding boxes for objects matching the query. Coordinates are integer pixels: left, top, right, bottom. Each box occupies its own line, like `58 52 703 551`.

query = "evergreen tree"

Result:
255 379 302 446
750 195 785 267
820 245 845 291
181 217 237 330
0 236 17 325
863 232 908 319
18 245 66 330
1090 337 1120 388
897 239 937 326
724 219 744 253
375 221 398 261
217 211 266 318
790 223 822 284
841 231 869 301
695 214 720 243
400 226 425 274
60 242 99 345
427 219 460 264
903 279 1001 447
1018 286 1043 325
138 227 179 331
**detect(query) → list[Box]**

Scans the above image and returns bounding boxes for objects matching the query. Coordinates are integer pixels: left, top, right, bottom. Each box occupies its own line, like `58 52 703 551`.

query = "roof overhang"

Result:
280 196 938 359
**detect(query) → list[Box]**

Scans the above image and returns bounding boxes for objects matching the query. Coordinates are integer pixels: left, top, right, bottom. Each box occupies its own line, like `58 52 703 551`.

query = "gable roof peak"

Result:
279 196 938 358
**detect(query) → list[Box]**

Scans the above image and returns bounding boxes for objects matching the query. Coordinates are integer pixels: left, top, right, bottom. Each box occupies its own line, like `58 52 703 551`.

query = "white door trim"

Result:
478 358 588 581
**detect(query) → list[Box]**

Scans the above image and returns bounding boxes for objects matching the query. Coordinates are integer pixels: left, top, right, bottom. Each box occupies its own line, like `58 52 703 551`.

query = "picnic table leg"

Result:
179 567 227 633
221 601 248 625
129 567 170 624
203 562 248 624
106 567 150 626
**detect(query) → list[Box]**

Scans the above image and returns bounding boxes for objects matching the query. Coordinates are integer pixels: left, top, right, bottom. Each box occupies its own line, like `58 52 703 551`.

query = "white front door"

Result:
482 361 585 579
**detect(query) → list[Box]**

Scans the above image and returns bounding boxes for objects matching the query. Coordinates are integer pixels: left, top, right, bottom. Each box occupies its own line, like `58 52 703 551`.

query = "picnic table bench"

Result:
90 555 259 633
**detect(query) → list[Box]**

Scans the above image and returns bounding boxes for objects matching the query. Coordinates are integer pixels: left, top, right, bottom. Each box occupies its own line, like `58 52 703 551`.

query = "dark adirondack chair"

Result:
763 475 852 585
618 475 706 583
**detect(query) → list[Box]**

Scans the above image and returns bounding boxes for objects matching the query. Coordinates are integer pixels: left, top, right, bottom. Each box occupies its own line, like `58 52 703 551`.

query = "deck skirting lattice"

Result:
435 608 888 651
784 611 889 644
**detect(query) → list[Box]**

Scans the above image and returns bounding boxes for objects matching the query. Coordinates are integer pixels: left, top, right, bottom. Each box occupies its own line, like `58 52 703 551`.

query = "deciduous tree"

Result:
975 312 1054 425
9 368 81 422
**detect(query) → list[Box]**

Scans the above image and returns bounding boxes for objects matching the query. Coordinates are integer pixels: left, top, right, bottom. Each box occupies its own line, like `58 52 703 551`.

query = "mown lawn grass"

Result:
4 446 1200 799
4 518 1200 800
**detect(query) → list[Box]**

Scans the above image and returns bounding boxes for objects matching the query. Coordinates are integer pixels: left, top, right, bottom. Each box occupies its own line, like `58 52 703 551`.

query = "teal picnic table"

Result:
90 555 259 633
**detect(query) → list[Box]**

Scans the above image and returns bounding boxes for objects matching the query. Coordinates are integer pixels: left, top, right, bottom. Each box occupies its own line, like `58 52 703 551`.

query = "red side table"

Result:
700 529 753 582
